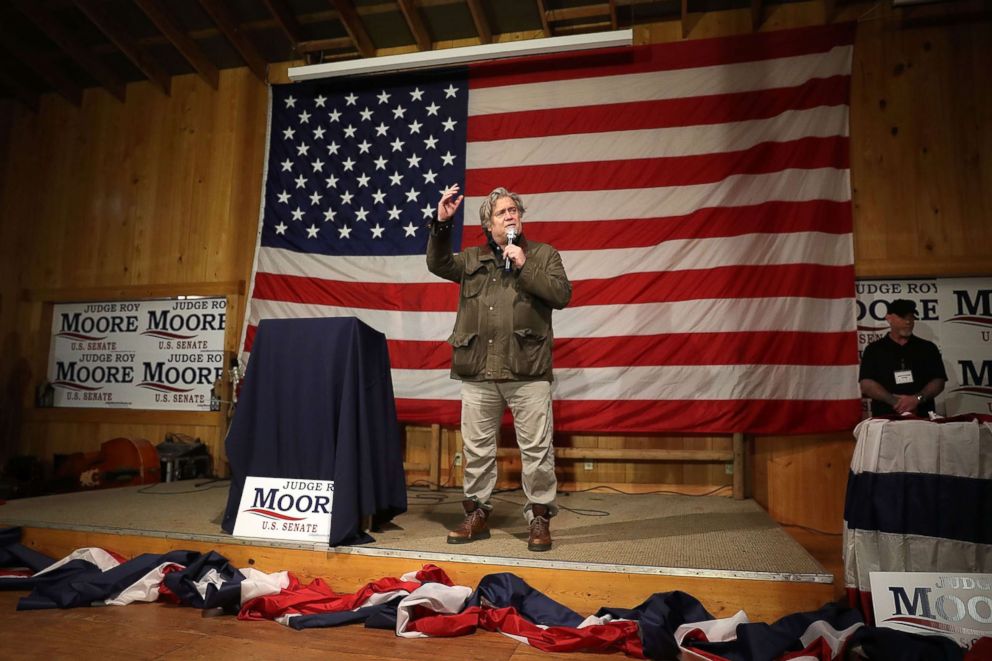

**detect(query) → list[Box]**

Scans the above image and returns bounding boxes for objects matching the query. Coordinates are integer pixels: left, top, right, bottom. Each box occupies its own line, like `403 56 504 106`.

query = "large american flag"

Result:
241 23 861 435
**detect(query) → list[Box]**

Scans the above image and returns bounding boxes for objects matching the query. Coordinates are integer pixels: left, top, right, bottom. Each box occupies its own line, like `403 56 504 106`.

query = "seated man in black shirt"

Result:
859 299 947 417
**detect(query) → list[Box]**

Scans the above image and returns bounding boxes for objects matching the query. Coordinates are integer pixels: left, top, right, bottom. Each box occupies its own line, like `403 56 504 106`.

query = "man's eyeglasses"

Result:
494 206 519 219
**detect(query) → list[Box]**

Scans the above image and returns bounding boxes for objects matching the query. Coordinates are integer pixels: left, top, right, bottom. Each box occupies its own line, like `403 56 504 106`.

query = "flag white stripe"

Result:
556 297 856 338
247 296 856 342
391 364 860 401
258 247 431 284
468 46 853 116
466 106 849 168
465 169 850 223
562 232 853 279
258 230 852 286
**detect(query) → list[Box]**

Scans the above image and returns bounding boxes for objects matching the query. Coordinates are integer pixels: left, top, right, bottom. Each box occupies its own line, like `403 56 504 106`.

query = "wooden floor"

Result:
0 527 846 659
0 590 622 661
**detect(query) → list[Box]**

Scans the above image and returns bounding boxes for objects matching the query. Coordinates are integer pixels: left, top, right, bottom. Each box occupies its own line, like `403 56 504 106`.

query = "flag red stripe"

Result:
571 264 855 307
395 397 862 434
250 263 852 312
469 23 856 89
555 331 857 368
467 76 850 141
525 201 852 250
243 324 257 353
251 273 457 312
467 136 849 195
387 331 857 371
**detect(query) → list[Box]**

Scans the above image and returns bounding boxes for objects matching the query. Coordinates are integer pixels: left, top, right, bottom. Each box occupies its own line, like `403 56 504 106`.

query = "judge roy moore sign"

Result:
47 298 227 410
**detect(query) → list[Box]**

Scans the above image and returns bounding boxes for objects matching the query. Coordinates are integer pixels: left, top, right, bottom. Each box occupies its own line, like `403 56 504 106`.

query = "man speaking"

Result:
427 184 572 552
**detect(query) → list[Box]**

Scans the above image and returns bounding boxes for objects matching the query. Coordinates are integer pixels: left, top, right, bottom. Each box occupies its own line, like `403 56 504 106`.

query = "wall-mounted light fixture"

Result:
287 29 633 82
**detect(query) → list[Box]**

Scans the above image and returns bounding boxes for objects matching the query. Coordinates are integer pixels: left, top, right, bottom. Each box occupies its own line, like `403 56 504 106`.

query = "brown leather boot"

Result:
447 500 491 544
527 504 552 552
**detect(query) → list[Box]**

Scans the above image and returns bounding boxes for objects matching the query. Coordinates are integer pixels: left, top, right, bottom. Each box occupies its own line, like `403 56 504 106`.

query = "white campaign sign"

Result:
47 297 228 410
870 571 992 650
855 277 992 417
233 476 334 543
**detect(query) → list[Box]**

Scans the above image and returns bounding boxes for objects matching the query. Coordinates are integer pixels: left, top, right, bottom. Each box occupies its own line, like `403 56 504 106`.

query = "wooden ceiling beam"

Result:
261 0 307 53
297 37 355 54
329 1 375 58
0 65 39 112
545 4 614 22
535 0 552 37
72 0 171 96
134 0 219 90
397 0 432 52
822 0 836 23
11 0 126 102
465 0 492 44
196 0 269 81
751 0 765 31
0 24 82 106
550 20 613 35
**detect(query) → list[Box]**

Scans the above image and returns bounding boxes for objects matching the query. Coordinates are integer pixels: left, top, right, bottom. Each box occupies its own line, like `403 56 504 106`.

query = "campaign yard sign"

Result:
855 277 992 417
47 297 227 410
233 477 334 544
870 571 992 650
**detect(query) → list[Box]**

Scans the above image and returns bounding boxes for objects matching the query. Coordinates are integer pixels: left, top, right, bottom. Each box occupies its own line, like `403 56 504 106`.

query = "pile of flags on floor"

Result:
0 528 985 660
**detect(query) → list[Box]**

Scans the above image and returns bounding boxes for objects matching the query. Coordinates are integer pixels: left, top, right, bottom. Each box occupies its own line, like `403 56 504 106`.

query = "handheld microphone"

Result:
504 227 516 271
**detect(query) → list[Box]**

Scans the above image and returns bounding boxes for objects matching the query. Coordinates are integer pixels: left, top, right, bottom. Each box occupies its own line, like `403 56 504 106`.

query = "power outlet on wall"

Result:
454 452 462 467
584 461 594 471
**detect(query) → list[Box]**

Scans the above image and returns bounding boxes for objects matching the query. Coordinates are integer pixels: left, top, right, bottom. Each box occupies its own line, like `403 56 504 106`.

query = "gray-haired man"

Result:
427 184 572 551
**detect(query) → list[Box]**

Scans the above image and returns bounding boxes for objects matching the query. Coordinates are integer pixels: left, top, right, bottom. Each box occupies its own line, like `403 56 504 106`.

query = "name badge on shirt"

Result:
894 369 913 385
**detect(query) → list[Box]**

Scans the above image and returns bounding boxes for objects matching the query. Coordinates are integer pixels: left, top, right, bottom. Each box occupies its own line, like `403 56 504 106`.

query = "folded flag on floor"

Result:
0 531 980 660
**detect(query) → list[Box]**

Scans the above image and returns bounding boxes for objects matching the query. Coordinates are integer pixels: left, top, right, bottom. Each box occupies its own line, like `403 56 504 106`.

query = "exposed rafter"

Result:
535 0 552 38
0 24 82 106
3 0 893 108
0 63 38 112
261 0 307 54
11 0 127 102
546 3 614 23
751 0 765 31
397 0 432 52
466 0 492 44
134 0 220 90
298 37 354 55
330 0 375 58
196 0 269 81
822 0 837 23
72 0 171 96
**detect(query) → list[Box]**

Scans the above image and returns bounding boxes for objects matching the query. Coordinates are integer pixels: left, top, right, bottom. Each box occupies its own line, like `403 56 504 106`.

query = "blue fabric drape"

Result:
221 317 407 545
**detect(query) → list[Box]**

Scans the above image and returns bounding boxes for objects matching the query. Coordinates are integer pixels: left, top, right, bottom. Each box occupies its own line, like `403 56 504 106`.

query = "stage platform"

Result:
0 481 836 622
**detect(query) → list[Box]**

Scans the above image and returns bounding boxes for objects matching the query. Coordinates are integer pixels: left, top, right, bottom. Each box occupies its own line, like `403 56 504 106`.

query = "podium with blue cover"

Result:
220 317 407 546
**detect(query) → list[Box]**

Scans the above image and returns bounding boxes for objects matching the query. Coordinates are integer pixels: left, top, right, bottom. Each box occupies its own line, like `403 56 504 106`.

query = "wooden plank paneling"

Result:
850 17 992 276
0 69 265 472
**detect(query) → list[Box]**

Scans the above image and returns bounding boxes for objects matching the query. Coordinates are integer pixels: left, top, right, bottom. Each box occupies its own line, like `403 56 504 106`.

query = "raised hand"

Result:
437 183 464 222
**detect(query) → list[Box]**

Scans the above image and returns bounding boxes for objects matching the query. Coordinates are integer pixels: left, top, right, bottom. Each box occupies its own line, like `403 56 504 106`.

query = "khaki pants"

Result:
460 380 557 522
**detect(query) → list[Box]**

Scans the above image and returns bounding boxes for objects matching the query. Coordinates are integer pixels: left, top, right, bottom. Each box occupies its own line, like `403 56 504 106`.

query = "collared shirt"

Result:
859 334 947 416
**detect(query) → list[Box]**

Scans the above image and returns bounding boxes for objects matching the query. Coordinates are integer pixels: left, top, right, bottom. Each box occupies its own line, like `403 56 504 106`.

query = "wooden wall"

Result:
1 3 990 532
0 68 269 469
